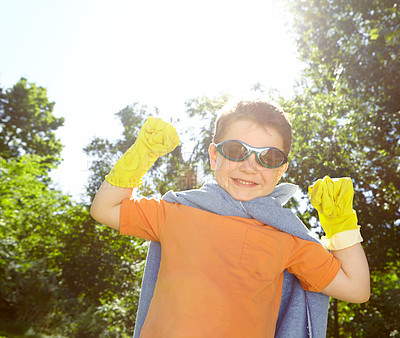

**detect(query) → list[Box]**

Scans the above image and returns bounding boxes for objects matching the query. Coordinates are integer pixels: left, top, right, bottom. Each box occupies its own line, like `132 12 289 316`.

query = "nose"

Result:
239 152 258 173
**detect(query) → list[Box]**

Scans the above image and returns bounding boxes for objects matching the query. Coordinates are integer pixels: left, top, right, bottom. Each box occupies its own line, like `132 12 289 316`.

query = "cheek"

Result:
215 157 238 172
259 168 281 182
215 156 224 170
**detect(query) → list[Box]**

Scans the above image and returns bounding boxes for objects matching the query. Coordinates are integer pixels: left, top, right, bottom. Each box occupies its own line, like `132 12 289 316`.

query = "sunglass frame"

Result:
215 139 288 169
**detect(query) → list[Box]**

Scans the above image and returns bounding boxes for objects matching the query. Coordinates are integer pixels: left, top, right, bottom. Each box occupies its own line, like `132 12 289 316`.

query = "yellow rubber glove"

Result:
106 117 180 188
308 176 363 250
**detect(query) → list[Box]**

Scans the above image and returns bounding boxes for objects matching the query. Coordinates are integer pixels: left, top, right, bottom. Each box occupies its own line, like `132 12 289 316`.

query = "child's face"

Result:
209 119 288 201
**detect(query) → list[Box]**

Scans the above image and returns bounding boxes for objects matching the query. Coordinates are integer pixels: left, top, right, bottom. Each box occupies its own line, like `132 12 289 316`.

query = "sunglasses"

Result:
215 140 288 168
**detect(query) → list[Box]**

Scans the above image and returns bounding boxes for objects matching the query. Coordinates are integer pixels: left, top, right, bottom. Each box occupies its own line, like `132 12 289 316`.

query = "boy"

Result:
90 100 370 337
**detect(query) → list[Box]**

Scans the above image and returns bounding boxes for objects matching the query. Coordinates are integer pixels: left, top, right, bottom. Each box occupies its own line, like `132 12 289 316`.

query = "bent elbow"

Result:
89 199 122 231
350 288 370 304
89 204 101 223
357 290 371 304
89 204 97 220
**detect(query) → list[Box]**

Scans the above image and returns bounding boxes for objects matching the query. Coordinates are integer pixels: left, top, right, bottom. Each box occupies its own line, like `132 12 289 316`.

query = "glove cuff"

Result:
105 174 143 188
322 227 363 250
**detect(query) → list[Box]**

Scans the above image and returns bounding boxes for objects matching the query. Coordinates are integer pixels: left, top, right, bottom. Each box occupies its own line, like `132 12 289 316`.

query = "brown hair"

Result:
212 99 292 156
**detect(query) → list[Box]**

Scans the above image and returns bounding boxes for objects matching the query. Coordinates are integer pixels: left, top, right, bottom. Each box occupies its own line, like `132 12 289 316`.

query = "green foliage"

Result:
286 0 400 335
0 155 72 333
0 153 146 336
0 78 64 166
58 210 147 335
0 79 147 336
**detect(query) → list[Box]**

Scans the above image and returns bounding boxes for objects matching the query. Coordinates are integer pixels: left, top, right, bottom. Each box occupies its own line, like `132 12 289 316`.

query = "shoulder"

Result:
287 234 329 256
121 196 172 215
122 196 201 215
288 235 334 266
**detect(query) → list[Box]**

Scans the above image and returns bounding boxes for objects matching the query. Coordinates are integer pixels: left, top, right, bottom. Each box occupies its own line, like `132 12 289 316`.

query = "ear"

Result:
208 143 218 170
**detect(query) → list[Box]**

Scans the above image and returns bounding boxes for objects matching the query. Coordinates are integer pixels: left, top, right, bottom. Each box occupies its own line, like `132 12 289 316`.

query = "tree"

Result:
0 78 145 336
0 154 144 336
0 155 74 334
0 78 66 333
57 203 147 337
0 78 64 166
284 0 400 336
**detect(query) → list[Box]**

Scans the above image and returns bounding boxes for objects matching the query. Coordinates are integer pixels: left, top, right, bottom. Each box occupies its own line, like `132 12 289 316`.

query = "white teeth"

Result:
235 178 255 185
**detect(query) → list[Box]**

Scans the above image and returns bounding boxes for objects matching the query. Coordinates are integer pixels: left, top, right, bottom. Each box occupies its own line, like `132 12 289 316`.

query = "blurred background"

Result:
0 0 399 336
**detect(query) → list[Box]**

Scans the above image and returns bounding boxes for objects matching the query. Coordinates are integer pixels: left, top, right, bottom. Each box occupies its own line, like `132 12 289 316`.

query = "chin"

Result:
230 191 259 202
231 188 274 201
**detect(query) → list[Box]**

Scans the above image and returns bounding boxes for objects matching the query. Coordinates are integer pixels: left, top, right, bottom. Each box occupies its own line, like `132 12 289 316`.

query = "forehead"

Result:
221 118 284 150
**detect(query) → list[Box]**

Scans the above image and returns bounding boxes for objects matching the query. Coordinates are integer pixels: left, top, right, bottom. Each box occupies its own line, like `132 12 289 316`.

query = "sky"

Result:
0 0 304 201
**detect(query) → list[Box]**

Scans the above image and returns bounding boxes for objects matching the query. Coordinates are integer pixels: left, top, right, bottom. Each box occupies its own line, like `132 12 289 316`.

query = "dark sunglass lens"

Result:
223 141 247 160
260 148 285 167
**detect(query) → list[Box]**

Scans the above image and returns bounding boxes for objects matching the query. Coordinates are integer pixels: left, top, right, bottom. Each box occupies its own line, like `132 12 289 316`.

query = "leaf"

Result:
369 27 381 40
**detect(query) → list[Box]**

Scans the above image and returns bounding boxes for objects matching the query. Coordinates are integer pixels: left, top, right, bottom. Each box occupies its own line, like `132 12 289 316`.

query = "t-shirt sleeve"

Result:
120 197 172 241
286 237 341 292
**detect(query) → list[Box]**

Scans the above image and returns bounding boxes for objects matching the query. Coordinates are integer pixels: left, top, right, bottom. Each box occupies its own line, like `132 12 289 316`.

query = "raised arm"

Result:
90 117 180 230
309 176 370 303
322 243 370 303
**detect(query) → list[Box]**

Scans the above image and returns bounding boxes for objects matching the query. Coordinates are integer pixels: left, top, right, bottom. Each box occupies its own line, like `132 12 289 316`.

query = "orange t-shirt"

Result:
120 197 341 338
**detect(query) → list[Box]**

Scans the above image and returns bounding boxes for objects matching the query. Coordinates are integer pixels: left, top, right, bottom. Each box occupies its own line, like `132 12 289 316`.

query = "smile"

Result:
233 178 257 186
